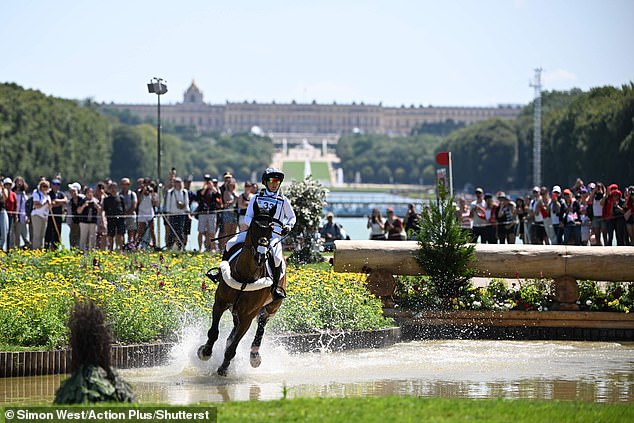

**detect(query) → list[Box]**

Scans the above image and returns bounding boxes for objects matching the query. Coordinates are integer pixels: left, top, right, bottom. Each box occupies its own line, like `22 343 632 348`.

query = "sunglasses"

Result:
267 177 281 184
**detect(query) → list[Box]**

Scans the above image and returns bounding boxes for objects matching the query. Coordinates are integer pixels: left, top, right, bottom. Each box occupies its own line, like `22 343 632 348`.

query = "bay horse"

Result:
197 202 285 376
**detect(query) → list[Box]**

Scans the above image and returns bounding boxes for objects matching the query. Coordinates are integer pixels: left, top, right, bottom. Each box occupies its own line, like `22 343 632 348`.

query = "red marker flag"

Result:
435 152 450 166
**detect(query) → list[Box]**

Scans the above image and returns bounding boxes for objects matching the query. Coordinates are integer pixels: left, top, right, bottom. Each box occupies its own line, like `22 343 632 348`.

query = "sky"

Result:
1 0 632 107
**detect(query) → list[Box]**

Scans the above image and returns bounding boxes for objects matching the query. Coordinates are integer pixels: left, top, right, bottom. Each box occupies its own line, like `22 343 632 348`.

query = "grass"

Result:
282 161 331 182
214 396 632 423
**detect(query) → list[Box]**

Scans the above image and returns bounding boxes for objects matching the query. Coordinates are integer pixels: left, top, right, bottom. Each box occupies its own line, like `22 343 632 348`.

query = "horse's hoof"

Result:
217 366 228 377
250 351 262 368
197 345 212 361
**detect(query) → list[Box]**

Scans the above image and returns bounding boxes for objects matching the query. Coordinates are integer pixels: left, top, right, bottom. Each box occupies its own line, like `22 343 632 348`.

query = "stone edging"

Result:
0 327 401 378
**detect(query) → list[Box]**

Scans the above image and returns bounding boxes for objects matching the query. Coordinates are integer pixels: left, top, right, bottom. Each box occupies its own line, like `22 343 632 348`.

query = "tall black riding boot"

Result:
271 264 286 300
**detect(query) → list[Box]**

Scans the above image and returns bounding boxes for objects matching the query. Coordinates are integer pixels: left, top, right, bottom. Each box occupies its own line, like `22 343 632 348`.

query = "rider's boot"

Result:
271 264 286 300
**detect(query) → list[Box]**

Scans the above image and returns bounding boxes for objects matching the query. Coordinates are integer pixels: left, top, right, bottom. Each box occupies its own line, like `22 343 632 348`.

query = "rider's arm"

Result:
244 195 256 226
282 197 296 228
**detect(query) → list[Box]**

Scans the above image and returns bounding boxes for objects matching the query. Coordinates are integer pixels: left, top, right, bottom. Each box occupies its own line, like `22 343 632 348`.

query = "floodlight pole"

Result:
148 77 167 249
530 68 542 188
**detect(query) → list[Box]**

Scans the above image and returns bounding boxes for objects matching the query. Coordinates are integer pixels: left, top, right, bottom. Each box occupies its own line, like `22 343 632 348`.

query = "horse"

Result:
197 202 285 376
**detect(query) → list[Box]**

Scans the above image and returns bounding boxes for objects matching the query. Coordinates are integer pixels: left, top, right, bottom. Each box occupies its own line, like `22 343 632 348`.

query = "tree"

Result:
284 177 328 264
414 184 476 309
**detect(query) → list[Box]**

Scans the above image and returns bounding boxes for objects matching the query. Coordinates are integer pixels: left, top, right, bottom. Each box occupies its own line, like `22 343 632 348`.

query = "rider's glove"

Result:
281 225 291 236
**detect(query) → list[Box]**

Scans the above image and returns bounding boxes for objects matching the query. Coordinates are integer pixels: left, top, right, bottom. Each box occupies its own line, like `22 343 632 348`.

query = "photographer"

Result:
195 174 222 252
77 187 101 250
136 179 158 249
367 208 385 240
164 177 189 250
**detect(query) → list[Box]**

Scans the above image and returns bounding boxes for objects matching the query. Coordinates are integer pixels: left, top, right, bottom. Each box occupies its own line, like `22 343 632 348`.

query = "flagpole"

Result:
448 151 453 197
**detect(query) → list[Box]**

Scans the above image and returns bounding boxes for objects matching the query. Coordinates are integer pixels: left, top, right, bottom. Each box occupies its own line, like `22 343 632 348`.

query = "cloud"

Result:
543 69 578 86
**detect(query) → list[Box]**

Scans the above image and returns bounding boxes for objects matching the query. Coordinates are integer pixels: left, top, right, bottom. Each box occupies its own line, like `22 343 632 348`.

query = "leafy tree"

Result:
285 176 328 264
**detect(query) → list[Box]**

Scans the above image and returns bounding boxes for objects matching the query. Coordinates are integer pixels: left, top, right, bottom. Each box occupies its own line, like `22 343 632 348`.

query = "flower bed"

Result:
395 276 634 313
0 250 392 350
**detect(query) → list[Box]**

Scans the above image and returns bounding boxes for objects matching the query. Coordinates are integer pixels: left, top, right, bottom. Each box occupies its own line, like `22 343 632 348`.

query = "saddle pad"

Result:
219 260 273 291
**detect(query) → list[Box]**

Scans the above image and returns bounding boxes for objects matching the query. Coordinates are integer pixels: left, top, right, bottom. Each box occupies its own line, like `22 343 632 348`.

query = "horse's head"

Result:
248 202 276 266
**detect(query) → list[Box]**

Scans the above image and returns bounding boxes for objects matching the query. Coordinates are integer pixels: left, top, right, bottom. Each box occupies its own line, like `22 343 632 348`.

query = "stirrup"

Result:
206 268 222 283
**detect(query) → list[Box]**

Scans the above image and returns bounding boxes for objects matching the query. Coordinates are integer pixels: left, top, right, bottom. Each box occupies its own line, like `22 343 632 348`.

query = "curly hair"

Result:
69 300 113 376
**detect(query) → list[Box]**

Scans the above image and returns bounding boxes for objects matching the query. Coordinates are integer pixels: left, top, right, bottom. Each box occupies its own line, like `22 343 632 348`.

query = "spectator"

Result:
387 217 407 240
404 203 420 239
470 187 488 243
610 189 627 246
77 187 101 250
164 177 189 250
10 176 29 249
578 191 592 246
588 182 606 245
136 179 158 249
31 180 51 249
182 176 196 248
94 182 109 250
456 198 473 238
367 208 385 240
319 212 344 251
237 181 256 231
2 178 16 250
195 174 222 252
625 186 634 246
483 193 498 244
561 188 581 245
120 178 138 247
66 182 83 249
103 182 126 250
549 185 564 245
384 208 398 236
515 197 529 244
45 178 67 250
496 192 515 244
219 178 238 252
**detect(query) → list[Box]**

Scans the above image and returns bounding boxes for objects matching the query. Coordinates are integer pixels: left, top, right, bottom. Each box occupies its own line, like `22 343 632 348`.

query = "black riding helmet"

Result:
261 167 285 185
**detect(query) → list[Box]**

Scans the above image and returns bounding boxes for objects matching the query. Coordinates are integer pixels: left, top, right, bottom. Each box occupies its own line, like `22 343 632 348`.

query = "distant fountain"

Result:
336 168 344 186
304 159 312 179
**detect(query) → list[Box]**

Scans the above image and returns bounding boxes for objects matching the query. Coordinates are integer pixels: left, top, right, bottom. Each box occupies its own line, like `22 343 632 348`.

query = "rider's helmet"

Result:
261 167 285 185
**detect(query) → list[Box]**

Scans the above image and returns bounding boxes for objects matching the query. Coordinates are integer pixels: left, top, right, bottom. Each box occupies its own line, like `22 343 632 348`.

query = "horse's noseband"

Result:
256 237 269 265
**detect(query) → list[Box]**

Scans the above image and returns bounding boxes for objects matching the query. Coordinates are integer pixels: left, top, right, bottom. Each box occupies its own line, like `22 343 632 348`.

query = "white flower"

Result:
586 300 592 306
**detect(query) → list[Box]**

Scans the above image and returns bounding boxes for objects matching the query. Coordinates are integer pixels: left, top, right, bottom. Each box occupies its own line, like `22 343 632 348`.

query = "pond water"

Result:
2 337 633 405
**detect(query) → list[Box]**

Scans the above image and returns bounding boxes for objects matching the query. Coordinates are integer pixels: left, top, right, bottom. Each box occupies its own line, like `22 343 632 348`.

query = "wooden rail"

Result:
333 241 634 310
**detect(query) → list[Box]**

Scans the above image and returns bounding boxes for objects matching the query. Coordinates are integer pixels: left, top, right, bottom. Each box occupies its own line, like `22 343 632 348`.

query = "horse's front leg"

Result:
197 297 229 361
217 310 258 376
249 309 270 368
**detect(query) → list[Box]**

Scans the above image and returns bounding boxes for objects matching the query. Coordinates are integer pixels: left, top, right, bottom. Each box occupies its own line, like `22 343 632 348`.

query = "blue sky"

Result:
1 0 632 107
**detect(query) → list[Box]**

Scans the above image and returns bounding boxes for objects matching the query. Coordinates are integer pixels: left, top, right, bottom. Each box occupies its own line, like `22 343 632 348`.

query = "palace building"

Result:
108 81 522 138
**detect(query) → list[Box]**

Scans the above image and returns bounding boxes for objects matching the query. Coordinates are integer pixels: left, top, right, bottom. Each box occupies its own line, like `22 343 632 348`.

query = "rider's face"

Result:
266 178 281 192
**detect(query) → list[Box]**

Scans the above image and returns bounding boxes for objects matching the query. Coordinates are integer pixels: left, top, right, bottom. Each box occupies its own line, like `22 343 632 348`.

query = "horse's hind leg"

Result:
217 311 257 376
197 299 229 361
249 309 270 368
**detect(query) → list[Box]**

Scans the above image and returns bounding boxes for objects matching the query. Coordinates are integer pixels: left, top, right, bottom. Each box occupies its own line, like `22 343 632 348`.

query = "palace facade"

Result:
108 81 522 137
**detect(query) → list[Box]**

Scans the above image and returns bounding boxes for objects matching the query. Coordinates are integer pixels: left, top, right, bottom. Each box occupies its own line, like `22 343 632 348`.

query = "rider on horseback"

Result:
223 167 296 300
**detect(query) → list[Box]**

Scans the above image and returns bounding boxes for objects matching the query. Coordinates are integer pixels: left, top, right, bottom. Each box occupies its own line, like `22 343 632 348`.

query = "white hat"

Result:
3 177 12 185
68 182 82 191
552 185 562 194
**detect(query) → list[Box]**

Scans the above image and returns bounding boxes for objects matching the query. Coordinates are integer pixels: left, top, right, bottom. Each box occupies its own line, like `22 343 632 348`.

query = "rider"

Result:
223 167 296 299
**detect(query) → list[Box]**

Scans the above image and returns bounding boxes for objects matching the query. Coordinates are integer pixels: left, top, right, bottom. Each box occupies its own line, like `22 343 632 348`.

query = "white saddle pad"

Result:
219 260 273 291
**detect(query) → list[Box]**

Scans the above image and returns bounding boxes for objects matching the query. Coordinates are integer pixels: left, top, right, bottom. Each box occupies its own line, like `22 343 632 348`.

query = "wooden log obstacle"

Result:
333 241 634 310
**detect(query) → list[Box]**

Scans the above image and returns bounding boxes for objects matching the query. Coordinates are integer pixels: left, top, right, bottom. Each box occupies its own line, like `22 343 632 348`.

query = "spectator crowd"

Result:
0 170 259 252
349 177 634 247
